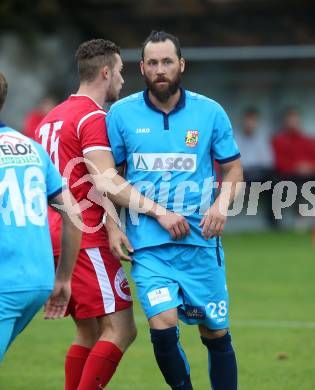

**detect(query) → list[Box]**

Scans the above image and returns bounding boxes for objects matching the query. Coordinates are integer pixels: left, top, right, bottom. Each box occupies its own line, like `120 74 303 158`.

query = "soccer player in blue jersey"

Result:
0 73 82 362
106 31 243 389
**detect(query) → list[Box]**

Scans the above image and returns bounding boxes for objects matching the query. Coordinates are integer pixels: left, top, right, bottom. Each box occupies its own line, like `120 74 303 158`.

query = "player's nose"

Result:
156 62 165 75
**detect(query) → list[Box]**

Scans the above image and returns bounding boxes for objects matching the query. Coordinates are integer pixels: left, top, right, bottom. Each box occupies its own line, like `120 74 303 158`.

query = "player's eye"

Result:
147 60 158 66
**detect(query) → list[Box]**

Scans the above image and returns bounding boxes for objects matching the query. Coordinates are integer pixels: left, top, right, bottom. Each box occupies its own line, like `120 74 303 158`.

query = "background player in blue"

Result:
0 73 82 362
107 31 243 389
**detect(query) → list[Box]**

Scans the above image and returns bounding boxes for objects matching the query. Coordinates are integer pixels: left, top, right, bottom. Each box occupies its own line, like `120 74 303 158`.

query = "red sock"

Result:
77 341 123 389
65 344 91 390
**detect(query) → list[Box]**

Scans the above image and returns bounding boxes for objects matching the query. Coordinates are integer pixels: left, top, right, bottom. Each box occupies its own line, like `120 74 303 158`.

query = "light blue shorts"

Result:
0 289 51 362
131 244 229 329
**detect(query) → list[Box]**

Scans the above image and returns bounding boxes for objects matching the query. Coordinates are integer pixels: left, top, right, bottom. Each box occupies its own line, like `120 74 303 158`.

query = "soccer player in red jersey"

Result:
35 39 189 390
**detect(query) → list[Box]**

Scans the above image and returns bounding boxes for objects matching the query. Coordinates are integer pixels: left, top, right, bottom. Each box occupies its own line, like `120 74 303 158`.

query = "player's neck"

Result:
148 89 181 114
76 84 105 108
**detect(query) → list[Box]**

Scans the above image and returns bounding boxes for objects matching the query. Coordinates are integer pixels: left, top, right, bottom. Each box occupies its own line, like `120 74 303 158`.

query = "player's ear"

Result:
101 65 110 80
180 58 185 73
140 60 145 76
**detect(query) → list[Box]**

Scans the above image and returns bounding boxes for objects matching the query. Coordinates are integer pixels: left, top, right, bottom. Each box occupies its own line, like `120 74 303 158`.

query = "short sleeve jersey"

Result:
106 89 240 250
35 95 111 250
0 125 63 292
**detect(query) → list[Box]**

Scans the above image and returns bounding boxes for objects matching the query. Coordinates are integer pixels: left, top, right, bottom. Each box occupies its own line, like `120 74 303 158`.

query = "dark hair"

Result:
75 39 120 83
0 73 8 111
141 30 182 60
243 106 260 117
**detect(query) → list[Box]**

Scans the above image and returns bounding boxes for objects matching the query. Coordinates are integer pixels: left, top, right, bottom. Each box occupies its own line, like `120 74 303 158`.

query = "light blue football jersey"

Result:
106 89 240 250
0 125 63 292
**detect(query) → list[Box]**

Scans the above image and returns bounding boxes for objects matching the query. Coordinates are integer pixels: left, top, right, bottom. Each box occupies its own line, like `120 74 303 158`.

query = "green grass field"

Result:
1 231 314 390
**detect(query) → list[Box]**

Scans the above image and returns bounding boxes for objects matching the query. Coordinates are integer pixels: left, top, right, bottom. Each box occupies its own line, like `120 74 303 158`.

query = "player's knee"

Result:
74 317 100 347
75 327 99 347
105 321 137 351
75 333 99 348
125 321 137 346
199 325 228 340
149 310 178 330
201 330 234 353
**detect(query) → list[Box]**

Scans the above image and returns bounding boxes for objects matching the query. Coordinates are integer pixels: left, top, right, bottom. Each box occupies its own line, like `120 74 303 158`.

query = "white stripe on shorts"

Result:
85 248 115 313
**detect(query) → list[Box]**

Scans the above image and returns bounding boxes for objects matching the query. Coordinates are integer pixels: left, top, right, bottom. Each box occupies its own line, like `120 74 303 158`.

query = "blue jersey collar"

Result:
143 87 186 114
143 88 186 130
0 121 6 128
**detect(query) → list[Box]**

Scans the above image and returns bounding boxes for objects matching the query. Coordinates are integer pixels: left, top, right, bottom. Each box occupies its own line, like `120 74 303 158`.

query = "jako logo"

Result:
133 153 197 172
136 128 151 134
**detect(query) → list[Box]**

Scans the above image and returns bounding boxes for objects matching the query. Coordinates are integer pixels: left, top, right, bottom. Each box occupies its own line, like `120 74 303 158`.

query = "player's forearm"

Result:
214 162 244 213
85 151 166 218
56 212 82 281
95 171 166 218
105 212 121 233
50 190 82 281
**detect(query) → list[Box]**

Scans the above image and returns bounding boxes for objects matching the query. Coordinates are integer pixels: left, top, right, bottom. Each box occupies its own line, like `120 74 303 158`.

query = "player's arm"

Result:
105 213 133 261
84 149 190 240
103 163 134 261
200 158 243 239
44 189 82 319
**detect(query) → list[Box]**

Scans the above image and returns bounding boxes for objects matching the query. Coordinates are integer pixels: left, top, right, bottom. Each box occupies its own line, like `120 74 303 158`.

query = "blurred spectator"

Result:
23 95 57 139
272 107 315 177
272 107 315 228
236 107 274 181
236 107 275 226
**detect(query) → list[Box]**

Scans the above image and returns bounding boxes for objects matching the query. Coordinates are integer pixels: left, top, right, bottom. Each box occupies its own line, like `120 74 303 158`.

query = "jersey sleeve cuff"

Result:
215 153 241 164
83 146 112 154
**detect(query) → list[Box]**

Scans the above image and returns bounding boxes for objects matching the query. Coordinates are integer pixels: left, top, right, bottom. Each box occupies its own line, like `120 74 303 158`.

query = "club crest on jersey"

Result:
185 130 198 147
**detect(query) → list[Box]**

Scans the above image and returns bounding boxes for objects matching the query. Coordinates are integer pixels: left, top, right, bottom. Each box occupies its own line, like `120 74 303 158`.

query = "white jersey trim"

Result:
76 110 106 138
85 248 116 314
83 146 112 155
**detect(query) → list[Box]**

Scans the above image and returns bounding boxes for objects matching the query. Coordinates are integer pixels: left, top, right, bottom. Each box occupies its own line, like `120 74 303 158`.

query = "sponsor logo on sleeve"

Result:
133 153 196 172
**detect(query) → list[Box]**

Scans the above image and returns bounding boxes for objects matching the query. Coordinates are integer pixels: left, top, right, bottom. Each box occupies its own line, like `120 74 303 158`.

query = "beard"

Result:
144 69 181 103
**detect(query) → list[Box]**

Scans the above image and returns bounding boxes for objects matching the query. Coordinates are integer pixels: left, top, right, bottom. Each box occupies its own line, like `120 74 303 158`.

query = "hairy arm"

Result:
200 158 244 239
84 150 190 240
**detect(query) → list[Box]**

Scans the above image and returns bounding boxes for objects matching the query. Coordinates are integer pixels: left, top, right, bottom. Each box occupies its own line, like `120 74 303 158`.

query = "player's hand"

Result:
108 226 133 261
156 210 190 240
44 279 71 320
199 203 227 239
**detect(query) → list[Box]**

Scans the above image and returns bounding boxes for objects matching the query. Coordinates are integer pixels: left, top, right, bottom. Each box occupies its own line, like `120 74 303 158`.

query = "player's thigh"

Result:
98 306 136 335
11 290 51 344
131 247 182 321
0 315 15 361
178 246 229 330
0 290 49 360
97 306 137 351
